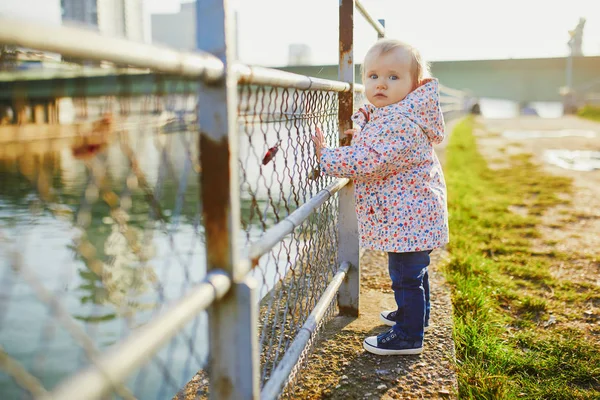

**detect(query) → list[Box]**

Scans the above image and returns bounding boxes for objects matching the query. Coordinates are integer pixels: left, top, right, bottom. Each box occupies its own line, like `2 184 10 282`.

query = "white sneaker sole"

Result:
379 312 431 332
363 336 423 355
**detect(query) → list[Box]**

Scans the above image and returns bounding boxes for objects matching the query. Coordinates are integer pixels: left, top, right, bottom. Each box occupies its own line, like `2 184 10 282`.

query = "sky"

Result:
1 0 598 66
145 0 600 66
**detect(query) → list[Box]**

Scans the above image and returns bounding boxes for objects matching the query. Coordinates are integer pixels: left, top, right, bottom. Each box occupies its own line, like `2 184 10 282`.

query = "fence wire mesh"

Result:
178 85 346 398
237 84 342 388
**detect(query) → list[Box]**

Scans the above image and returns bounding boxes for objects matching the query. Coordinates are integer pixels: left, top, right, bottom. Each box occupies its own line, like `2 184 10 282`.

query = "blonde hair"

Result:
362 39 430 89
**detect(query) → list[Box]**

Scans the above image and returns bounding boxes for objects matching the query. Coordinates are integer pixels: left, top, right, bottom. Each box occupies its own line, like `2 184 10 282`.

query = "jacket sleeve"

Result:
319 121 428 180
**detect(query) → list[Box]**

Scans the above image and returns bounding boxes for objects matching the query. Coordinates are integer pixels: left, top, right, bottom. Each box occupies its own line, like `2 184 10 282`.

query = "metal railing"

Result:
0 1 472 399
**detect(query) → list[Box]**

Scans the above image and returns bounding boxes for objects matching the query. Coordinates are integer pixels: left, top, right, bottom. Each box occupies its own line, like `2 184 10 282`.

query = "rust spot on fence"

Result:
339 0 354 56
339 0 354 146
338 91 354 145
339 304 359 317
200 132 232 271
214 376 233 398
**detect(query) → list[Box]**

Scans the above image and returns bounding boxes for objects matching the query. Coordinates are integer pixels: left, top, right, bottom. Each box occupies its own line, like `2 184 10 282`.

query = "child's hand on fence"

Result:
311 127 327 159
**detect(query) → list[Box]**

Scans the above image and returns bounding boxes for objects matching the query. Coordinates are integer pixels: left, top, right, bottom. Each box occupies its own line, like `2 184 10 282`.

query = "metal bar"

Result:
235 64 351 92
378 19 386 39
566 38 574 91
338 0 361 317
196 1 258 399
43 271 231 400
260 262 350 400
439 84 467 98
7 250 135 399
0 345 49 398
339 0 355 138
439 95 464 104
0 70 193 100
246 178 350 267
0 67 354 100
441 104 466 113
227 278 260 396
440 103 470 114
355 0 385 37
0 17 224 82
563 38 576 113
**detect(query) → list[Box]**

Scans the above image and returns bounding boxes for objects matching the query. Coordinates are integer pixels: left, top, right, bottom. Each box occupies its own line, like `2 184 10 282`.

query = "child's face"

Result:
363 48 415 108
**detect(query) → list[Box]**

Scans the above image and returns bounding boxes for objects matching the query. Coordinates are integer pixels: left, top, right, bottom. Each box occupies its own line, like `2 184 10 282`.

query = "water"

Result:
0 111 319 398
0 121 209 398
476 99 600 171
544 150 600 171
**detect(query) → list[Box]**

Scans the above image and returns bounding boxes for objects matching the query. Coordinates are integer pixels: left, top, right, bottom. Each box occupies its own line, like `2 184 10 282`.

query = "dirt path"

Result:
476 116 600 332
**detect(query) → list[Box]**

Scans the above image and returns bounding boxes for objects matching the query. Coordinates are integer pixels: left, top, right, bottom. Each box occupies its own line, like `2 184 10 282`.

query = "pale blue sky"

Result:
146 0 600 66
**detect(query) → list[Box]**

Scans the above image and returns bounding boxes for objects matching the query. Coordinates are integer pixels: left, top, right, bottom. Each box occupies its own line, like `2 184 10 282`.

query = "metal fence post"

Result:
378 19 385 39
196 1 259 399
337 0 360 317
564 35 576 114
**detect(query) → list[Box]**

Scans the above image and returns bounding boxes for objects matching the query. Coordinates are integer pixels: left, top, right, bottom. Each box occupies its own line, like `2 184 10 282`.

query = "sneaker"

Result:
363 328 423 355
379 310 431 332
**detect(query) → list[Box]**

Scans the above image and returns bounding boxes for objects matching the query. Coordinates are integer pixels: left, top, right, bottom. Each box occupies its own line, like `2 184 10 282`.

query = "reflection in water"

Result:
0 118 209 398
74 220 159 322
0 112 312 398
544 149 600 171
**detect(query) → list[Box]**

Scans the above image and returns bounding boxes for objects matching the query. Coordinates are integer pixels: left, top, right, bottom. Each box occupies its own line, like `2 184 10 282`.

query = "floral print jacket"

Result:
319 78 449 253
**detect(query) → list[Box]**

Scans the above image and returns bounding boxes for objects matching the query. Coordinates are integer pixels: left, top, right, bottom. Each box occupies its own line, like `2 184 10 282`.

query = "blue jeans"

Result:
387 250 431 340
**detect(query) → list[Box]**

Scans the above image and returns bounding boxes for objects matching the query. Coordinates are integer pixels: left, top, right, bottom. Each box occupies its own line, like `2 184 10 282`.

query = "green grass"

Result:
444 117 600 399
577 105 600 122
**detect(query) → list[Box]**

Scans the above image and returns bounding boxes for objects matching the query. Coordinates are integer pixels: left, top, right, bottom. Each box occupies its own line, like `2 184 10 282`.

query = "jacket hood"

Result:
351 78 445 145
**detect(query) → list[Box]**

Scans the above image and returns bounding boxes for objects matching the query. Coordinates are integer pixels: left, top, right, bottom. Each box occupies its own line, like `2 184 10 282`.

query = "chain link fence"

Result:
0 62 356 398
239 86 340 388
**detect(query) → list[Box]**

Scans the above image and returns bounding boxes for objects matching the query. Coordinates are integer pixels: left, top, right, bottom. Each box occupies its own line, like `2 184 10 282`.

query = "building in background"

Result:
61 0 145 41
151 2 238 58
99 0 145 42
151 2 196 50
61 0 98 28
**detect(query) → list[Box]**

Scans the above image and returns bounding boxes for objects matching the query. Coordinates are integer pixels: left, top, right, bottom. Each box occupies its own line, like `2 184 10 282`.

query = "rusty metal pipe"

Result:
0 17 224 82
355 0 385 37
42 271 231 400
235 64 352 92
